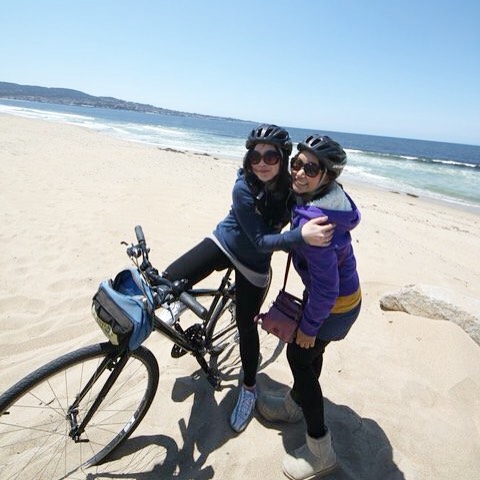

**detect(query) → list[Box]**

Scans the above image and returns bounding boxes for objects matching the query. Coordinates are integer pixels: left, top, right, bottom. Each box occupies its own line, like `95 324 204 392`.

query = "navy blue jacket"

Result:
213 170 303 275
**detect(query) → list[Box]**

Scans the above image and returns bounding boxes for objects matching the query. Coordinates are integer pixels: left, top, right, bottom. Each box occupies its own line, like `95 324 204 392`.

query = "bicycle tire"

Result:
208 293 237 353
0 342 159 479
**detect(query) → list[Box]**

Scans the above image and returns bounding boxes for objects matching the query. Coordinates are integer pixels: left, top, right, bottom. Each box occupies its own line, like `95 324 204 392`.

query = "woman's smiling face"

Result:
291 150 327 195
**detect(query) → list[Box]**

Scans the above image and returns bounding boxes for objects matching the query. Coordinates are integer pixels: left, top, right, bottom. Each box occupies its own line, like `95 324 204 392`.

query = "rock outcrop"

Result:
379 284 480 346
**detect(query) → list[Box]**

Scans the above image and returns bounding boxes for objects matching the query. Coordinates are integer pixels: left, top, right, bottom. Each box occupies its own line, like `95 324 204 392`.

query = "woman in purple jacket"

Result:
257 135 361 480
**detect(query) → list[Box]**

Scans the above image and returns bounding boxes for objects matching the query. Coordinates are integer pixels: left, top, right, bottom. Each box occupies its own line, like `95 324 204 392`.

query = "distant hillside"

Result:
0 81 199 117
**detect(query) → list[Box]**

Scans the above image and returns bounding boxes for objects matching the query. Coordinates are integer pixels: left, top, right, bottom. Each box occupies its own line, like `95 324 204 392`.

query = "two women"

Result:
163 125 334 433
257 135 362 480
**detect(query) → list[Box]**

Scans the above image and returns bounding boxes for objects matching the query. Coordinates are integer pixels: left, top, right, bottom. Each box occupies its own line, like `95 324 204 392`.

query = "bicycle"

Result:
0 225 249 480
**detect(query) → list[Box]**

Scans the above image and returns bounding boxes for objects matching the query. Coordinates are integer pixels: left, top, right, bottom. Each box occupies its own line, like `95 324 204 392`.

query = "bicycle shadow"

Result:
145 339 289 478
85 375 232 479
255 374 406 480
85 339 289 479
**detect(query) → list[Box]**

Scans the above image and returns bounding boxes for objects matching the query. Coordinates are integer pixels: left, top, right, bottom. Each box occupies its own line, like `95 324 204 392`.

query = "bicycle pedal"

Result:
171 344 188 358
207 371 222 390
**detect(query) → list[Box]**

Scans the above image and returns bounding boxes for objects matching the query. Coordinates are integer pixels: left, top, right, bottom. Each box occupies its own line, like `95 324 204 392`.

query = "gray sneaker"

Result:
230 386 257 433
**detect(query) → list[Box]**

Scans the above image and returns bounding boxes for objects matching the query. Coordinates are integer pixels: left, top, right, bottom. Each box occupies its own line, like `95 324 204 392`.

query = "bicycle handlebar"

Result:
135 225 146 246
178 291 207 318
129 225 208 320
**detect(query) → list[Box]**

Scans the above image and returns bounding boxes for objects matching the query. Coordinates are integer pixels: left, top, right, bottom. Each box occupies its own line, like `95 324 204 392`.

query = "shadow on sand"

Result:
87 341 404 480
255 374 405 480
87 341 246 479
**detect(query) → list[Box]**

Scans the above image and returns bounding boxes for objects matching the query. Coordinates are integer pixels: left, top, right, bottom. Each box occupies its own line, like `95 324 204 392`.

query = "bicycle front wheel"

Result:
0 342 159 479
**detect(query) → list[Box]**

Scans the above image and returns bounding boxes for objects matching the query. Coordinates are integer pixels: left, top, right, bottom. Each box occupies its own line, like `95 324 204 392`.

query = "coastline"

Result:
1 114 479 479
1 102 479 212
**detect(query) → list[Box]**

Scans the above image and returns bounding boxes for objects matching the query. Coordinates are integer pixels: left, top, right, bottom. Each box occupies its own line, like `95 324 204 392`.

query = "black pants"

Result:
164 238 266 387
287 338 330 438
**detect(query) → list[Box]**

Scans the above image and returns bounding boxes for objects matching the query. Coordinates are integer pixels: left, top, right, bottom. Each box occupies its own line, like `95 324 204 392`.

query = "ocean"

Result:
1 99 479 211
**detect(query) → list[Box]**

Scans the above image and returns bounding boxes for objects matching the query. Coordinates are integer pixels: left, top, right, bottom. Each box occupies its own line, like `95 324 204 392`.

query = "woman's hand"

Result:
301 216 335 247
295 329 316 349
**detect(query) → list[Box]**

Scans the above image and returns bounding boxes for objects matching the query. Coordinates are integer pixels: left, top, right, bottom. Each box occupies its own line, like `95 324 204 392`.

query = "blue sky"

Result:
1 0 479 145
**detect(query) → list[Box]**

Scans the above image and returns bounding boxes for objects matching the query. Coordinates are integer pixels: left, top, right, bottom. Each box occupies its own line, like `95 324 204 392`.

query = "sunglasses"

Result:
248 149 281 166
290 156 322 178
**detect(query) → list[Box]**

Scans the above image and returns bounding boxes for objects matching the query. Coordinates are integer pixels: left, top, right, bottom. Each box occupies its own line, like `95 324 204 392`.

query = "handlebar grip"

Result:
135 225 146 244
179 292 208 320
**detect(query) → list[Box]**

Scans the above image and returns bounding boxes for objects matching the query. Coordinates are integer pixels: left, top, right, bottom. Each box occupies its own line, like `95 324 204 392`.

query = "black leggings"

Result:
287 338 330 438
164 238 266 387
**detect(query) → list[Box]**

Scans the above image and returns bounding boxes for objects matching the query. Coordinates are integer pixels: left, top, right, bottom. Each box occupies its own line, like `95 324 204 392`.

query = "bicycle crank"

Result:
171 324 205 358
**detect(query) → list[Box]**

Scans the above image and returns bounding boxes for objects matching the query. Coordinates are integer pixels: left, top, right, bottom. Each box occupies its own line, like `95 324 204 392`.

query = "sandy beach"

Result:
1 114 479 479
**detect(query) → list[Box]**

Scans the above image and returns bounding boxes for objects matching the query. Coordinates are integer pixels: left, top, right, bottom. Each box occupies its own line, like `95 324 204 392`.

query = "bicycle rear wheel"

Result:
209 266 271 350
0 342 159 479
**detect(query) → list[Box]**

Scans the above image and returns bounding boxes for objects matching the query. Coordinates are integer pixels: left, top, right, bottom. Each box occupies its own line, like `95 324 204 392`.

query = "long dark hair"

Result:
242 146 293 230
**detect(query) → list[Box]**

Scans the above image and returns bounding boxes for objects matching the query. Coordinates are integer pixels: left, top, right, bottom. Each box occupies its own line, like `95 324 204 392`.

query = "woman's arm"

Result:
232 182 333 252
301 217 335 246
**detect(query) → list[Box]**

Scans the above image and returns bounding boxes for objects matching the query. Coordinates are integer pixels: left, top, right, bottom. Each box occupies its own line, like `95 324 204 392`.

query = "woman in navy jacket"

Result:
164 125 334 433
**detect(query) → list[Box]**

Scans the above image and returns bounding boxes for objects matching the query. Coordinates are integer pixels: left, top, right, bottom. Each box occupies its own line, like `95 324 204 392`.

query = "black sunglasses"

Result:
248 149 281 166
290 156 322 178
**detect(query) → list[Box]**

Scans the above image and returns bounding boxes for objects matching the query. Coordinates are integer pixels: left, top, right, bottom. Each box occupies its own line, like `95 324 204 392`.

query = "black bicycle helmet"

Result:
297 135 347 179
245 124 293 158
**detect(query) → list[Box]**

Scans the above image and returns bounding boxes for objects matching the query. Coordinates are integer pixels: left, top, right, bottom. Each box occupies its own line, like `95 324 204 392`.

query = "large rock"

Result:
379 284 480 346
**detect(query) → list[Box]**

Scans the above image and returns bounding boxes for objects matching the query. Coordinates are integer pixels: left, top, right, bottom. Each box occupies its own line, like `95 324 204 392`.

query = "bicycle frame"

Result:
67 268 236 443
149 267 236 388
0 227 240 476
68 353 128 443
